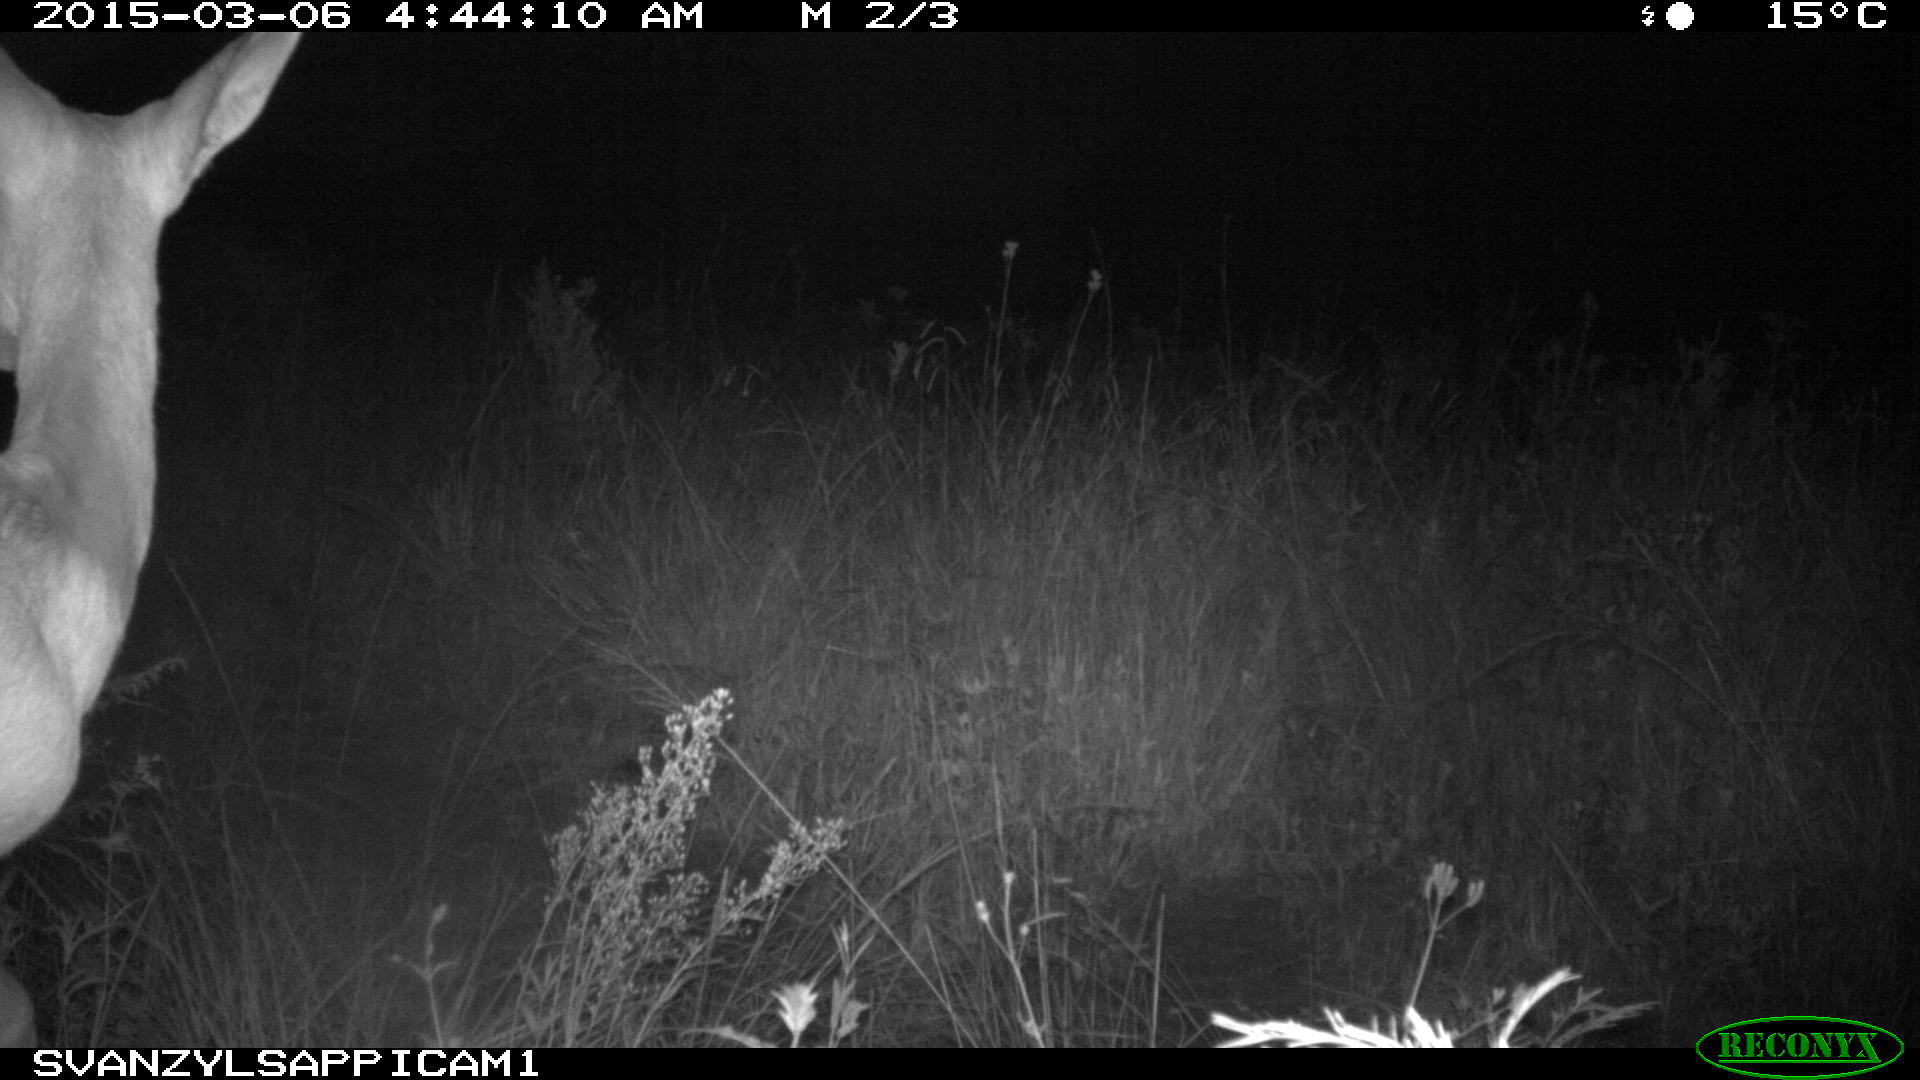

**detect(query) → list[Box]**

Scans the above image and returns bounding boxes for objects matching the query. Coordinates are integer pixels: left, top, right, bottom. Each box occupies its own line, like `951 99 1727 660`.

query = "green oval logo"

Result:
1697 1017 1904 1079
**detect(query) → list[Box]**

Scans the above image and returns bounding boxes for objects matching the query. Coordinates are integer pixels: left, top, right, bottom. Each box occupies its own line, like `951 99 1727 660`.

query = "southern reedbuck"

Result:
0 33 298 1047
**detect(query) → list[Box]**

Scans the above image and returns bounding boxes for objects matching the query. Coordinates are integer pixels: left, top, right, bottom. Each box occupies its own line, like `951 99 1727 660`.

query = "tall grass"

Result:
3 246 1910 1045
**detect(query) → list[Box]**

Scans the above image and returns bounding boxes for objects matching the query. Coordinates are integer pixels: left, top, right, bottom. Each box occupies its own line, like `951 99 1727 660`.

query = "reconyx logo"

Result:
1697 1016 1903 1079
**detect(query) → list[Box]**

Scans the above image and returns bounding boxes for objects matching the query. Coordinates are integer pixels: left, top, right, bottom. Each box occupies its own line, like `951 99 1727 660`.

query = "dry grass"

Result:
3 249 1910 1045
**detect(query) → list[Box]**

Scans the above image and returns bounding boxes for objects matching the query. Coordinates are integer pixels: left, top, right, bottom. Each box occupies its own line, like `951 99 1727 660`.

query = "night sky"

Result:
1 31 1911 367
